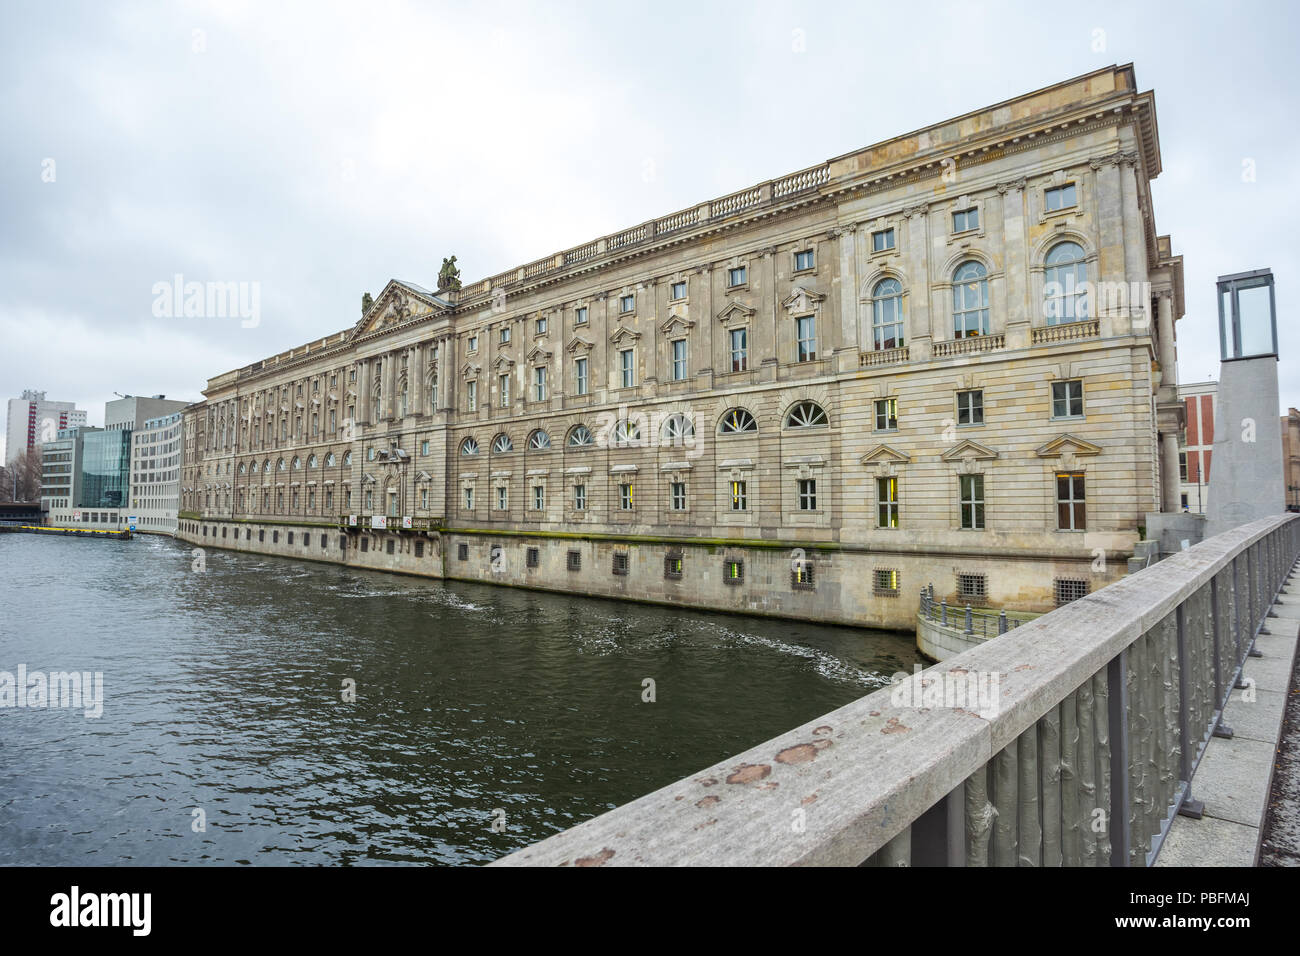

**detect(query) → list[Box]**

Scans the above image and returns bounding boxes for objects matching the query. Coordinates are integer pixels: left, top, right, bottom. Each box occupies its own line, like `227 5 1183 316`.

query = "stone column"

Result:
1160 431 1180 513
1157 291 1176 379
997 181 1029 349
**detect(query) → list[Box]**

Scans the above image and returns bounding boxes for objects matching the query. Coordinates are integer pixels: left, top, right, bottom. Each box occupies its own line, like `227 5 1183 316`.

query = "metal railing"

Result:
918 584 1027 639
493 513 1300 867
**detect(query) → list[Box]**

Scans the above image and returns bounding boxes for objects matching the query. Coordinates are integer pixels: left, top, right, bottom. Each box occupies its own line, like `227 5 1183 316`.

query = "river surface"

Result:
0 533 918 865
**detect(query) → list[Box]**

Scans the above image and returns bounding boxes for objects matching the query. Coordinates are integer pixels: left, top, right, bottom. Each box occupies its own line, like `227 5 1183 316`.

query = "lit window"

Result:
874 398 897 431
719 407 757 434
877 476 898 528
619 482 633 510
730 480 748 511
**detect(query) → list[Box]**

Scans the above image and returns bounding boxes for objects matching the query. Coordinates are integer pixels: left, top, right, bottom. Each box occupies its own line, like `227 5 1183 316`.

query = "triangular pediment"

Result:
715 298 756 325
566 336 594 354
659 314 696 335
609 325 641 346
351 280 452 340
525 345 552 363
781 286 826 314
860 444 911 465
1035 433 1103 458
492 353 515 370
941 438 999 462
460 362 480 379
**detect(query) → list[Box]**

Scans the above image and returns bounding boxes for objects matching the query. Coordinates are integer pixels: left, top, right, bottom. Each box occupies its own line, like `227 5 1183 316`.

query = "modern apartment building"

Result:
178 65 1186 629
5 390 86 464
1178 381 1216 514
129 411 184 533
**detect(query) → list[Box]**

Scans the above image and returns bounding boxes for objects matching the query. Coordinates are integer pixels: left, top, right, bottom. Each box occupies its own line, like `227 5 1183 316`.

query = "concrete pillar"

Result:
1157 292 1176 378
1160 431 1180 513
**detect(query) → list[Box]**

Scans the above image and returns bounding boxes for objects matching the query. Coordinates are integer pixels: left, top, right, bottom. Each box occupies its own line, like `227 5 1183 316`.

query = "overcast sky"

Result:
1 0 1297 456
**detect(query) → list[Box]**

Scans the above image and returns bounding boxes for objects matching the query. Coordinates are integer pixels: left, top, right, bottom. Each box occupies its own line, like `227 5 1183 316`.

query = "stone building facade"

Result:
177 64 1185 629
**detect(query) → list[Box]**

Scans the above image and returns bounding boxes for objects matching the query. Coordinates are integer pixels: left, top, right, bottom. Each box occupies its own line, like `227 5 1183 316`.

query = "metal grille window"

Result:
664 553 683 579
874 398 897 431
1056 473 1086 530
730 480 748 511
1055 577 1088 606
457 543 468 561
957 389 984 425
798 478 817 511
960 474 985 530
566 550 581 571
414 540 423 558
671 481 687 511
792 561 815 590
1052 380 1084 418
526 547 539 568
612 552 629 575
874 568 900 595
957 573 987 602
877 476 898 528
723 558 744 584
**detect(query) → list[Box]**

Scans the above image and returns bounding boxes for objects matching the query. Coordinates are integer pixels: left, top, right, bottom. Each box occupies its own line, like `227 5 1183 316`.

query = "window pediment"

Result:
860 444 911 466
941 438 998 462
1035 433 1102 458
715 299 756 326
659 315 696 335
492 353 515 370
609 326 641 346
781 286 826 315
566 336 594 354
525 345 552 363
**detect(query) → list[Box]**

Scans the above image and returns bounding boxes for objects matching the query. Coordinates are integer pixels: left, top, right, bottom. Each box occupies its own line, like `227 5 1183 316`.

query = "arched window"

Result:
528 430 551 450
263 459 271 473
429 373 438 411
398 380 409 417
785 401 828 429
238 462 246 475
326 453 336 466
872 278 905 350
343 451 352 466
277 458 286 471
308 454 317 468
661 413 695 445
719 407 758 435
492 433 514 453
460 437 480 456
568 425 594 447
614 419 641 445
953 261 989 338
291 456 301 470
1044 241 1089 325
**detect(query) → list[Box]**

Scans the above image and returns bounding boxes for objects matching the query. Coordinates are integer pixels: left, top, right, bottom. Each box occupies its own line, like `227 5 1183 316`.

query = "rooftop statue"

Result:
438 256 461 293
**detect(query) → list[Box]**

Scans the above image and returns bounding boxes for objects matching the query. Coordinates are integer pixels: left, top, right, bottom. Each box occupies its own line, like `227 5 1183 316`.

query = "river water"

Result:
0 533 918 865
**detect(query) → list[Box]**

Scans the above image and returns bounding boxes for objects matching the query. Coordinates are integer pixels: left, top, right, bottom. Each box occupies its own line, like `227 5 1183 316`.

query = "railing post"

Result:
999 610 1008 635
965 604 973 634
940 600 948 626
1211 572 1234 739
1107 648 1131 866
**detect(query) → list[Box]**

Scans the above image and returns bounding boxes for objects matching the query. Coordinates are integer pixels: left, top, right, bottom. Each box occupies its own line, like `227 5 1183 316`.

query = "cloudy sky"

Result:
1 0 1296 455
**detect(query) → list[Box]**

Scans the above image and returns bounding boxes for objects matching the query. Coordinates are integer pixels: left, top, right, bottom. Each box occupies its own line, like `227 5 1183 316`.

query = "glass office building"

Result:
80 428 132 508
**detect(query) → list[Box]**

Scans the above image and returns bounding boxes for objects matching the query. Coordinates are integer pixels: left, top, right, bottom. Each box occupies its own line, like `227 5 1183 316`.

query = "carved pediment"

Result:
525 345 552 363
1035 433 1103 458
566 336 594 354
659 315 696 335
460 362 480 380
492 352 515 370
781 286 826 314
352 280 451 339
716 299 756 326
609 325 641 346
860 444 911 466
941 438 999 462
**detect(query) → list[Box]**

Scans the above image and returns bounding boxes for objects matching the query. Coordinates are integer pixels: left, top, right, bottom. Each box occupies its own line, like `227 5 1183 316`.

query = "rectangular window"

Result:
796 315 816 362
1056 472 1086 531
1179 452 1188 481
671 280 687 300
723 558 744 584
957 389 984 426
499 373 510 407
664 553 683 579
567 549 581 571
619 294 635 313
620 349 635 388
1052 380 1084 418
872 228 895 253
730 479 747 511
730 327 748 372
575 357 589 396
385 538 394 555
612 552 629 575
359 535 367 551
952 207 979 233
534 366 548 402
619 482 633 510
573 484 587 510
500 326 511 345
464 487 474 510
457 542 468 561
468 335 478 351
526 546 539 568
874 568 900 595
1045 183 1078 212
535 316 547 336
532 485 545 511
467 380 478 412
794 249 815 271
728 266 747 287
798 478 817 511
877 476 898 528
414 540 423 558
672 339 688 381
421 488 428 509
671 481 687 511
496 486 507 510
1055 577 1088 606
421 439 430 455
960 474 985 530
957 573 987 602
576 306 588 325
874 398 898 431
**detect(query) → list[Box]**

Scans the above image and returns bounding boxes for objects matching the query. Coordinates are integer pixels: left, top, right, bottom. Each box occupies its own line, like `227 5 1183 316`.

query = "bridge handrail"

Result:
494 513 1299 866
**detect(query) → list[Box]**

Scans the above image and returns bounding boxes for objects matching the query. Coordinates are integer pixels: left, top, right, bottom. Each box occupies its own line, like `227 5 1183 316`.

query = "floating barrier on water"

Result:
0 525 133 540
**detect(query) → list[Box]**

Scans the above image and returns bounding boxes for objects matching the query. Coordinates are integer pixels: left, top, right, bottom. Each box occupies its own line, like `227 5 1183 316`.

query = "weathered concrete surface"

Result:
1157 572 1300 867
1205 355 1285 537
1261 589 1300 866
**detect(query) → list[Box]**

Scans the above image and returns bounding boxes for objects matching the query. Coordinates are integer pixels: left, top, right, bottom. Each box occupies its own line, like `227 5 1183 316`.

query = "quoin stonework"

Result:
177 64 1186 630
